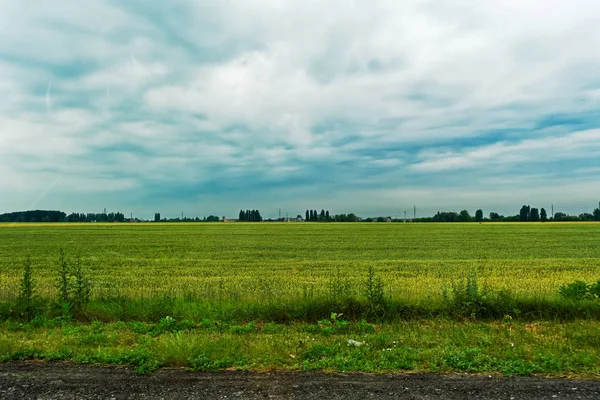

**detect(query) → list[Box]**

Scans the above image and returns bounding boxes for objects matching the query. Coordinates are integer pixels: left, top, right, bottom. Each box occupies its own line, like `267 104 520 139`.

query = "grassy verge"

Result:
1 317 599 376
4 291 600 323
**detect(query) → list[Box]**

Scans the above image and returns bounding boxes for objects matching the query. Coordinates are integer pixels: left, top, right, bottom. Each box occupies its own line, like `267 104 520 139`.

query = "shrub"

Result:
16 257 37 321
559 281 591 301
449 271 490 319
364 266 386 318
57 249 70 306
72 255 92 313
589 280 600 299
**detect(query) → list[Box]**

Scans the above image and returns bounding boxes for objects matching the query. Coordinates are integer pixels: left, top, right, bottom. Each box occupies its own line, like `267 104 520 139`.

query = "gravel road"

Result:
1 363 599 399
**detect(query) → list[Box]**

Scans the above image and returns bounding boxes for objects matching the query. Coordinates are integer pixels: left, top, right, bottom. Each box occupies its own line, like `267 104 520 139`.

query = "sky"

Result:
1 0 600 219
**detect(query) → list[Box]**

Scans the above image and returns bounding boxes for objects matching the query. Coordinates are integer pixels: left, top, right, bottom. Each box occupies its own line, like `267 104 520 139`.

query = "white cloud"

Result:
412 129 600 172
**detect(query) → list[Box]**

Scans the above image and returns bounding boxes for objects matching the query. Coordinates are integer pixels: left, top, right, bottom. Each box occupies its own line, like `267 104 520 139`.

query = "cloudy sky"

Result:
1 0 600 219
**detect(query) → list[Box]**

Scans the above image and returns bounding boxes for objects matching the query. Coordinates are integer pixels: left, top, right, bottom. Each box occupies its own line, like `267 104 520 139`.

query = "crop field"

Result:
1 222 600 375
0 222 599 306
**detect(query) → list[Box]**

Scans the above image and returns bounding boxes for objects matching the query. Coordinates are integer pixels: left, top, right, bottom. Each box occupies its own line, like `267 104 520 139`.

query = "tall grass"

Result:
4 256 600 323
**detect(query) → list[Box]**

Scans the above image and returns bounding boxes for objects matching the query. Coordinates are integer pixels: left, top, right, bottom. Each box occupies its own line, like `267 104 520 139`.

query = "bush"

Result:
56 250 92 317
559 281 591 301
364 266 386 318
449 272 489 318
16 257 37 321
589 280 600 299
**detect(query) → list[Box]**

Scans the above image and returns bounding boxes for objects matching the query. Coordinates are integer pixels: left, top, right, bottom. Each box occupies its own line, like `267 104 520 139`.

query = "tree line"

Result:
238 210 263 222
153 213 221 222
302 209 365 222
67 212 126 223
305 209 330 221
0 210 66 223
415 205 600 222
2 203 600 223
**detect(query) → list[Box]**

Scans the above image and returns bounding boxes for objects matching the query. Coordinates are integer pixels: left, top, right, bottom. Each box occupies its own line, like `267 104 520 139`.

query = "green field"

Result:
1 222 599 302
1 222 600 375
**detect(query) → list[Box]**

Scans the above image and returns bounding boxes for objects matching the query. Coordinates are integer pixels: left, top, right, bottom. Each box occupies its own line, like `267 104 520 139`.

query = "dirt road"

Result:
1 363 599 399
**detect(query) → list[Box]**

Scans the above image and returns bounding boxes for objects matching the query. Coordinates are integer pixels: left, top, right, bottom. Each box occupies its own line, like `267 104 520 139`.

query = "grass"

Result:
0 222 599 301
0 222 599 374
0 317 598 376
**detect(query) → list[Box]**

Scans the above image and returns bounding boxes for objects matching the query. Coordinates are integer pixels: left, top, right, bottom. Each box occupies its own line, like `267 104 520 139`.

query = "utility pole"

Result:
414 205 416 221
278 208 281 220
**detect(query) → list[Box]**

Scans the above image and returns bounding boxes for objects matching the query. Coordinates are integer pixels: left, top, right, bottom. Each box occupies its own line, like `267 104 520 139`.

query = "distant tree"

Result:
432 211 459 222
489 212 500 221
554 212 567 221
519 205 531 222
594 208 600 221
154 213 161 222
475 209 483 222
458 210 472 222
0 210 66 223
540 208 548 222
376 217 385 222
579 213 594 221
325 210 330 220
239 210 244 221
306 210 309 222
530 208 540 221
320 209 325 221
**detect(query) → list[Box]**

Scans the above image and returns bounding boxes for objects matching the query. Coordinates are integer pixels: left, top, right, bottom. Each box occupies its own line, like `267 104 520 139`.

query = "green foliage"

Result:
262 322 285 334
328 267 353 303
188 353 239 371
72 255 92 313
475 209 483 222
520 205 531 221
589 280 600 299
57 249 70 305
457 210 472 222
449 272 494 319
230 321 258 334
55 251 92 317
364 267 385 318
302 344 336 361
558 280 600 301
16 257 37 321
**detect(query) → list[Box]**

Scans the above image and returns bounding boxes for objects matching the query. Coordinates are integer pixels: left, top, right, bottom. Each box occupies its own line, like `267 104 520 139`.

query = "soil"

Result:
1 363 599 399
